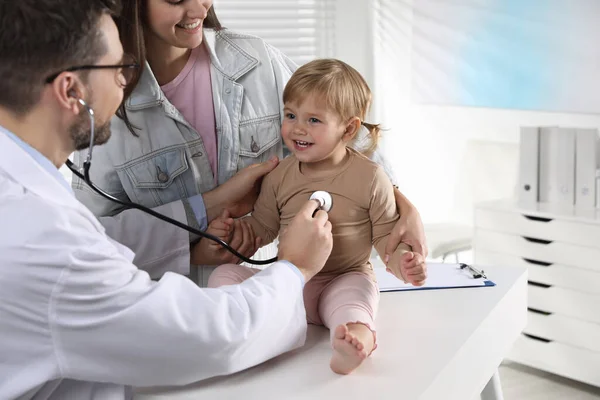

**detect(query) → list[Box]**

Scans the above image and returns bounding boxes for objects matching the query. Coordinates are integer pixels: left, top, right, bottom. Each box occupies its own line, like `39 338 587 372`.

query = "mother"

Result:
73 0 427 285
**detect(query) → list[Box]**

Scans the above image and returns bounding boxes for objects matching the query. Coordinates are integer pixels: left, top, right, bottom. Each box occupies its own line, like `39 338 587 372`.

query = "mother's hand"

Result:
384 188 428 264
203 156 279 221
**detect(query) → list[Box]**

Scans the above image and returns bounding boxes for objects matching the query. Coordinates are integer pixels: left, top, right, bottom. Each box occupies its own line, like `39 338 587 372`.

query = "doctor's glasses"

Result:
44 53 139 88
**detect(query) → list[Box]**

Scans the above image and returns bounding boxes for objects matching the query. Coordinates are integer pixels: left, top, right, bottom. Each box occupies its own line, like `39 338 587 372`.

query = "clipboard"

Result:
376 262 496 292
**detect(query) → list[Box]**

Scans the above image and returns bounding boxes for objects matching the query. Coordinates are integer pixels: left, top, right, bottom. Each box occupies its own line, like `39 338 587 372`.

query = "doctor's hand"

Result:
191 210 261 265
386 244 427 286
203 156 280 222
278 200 333 282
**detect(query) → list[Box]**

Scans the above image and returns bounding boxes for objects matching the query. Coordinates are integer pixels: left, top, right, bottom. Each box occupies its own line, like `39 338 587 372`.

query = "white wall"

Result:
378 105 600 223
335 0 600 224
331 0 375 90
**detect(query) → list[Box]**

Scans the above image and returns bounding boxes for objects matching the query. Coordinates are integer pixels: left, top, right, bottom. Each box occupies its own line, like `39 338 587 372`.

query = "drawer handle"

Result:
523 333 552 343
522 236 553 245
528 307 553 316
523 215 553 223
528 280 552 288
522 258 553 267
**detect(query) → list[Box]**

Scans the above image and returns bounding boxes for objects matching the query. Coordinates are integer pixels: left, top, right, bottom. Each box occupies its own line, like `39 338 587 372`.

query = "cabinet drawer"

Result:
525 310 600 353
476 204 600 249
474 249 600 295
474 229 600 274
508 334 600 387
528 283 600 324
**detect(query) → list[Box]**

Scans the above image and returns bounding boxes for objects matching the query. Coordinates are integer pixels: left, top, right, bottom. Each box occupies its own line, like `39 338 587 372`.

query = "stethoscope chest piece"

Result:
309 191 333 213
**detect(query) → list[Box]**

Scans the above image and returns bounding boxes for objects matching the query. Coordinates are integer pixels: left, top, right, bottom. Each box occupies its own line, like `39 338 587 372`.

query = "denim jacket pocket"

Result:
116 146 194 207
238 115 282 168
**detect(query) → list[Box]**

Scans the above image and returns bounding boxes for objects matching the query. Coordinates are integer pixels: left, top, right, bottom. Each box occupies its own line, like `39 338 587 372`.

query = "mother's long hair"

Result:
115 0 223 135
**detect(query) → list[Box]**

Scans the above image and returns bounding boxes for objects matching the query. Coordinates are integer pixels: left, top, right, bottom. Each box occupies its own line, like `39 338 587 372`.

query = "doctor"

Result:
0 1 333 399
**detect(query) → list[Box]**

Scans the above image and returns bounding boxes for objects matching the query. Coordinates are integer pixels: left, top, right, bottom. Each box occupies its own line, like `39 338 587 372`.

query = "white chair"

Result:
424 139 519 261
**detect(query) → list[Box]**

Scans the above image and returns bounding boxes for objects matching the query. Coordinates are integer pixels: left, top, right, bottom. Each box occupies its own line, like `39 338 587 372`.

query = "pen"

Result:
459 263 487 279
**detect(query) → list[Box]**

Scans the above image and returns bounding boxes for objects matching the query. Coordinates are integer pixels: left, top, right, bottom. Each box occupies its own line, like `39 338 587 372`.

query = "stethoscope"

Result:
66 98 333 265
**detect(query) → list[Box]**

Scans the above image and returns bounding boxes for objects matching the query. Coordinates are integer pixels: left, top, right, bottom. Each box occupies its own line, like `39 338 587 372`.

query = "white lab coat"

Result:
0 132 308 400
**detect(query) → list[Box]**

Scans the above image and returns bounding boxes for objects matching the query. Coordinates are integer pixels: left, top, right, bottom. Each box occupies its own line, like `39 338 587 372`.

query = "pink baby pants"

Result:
207 264 379 347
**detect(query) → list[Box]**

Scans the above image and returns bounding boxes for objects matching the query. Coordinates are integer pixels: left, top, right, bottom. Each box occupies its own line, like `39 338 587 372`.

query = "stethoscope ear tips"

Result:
309 191 333 213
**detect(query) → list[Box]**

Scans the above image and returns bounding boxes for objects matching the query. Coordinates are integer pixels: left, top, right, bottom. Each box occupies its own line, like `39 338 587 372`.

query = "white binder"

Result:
518 127 540 206
539 127 576 205
575 129 598 208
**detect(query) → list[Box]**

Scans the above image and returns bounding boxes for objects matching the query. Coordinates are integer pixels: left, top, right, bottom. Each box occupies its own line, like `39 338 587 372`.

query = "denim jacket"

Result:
73 29 397 283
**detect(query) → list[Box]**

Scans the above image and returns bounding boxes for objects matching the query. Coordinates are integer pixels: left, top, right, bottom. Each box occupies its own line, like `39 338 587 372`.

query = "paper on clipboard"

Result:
375 262 495 292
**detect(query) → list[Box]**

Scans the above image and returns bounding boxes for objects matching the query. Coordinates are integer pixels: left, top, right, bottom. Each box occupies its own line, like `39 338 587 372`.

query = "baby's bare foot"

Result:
330 324 370 375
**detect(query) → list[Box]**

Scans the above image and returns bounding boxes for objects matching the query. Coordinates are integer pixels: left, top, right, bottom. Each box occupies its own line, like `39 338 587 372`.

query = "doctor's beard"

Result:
70 103 112 151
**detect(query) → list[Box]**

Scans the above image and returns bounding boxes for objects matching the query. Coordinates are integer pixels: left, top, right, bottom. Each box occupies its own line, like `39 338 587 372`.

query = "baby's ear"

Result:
342 117 361 141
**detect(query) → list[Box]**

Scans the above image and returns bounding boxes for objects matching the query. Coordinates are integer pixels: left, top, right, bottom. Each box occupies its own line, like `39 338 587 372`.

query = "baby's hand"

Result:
386 250 427 286
191 210 261 265
227 218 262 264
207 211 235 242
190 210 234 265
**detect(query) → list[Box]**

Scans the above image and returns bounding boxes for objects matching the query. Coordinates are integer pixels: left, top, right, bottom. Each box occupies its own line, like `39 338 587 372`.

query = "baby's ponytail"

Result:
360 121 382 156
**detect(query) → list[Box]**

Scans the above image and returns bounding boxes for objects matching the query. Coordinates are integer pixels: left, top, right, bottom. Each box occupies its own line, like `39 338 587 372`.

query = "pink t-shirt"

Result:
161 44 218 181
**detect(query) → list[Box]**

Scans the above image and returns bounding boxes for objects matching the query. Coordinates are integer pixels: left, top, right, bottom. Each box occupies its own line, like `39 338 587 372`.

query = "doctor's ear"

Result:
64 85 89 114
64 88 84 114
46 73 90 115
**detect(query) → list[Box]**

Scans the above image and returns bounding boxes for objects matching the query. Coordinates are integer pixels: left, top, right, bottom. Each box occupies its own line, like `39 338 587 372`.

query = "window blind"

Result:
214 0 336 65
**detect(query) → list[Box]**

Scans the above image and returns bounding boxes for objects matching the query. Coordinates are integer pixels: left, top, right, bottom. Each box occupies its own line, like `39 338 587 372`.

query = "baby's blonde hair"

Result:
283 59 381 156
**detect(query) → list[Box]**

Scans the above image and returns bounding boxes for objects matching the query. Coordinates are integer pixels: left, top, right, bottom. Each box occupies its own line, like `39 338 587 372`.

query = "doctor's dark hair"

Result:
0 0 122 115
116 1 223 135
283 59 383 156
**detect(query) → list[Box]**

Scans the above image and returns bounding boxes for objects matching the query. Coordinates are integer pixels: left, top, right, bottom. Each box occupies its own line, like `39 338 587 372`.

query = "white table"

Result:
135 264 527 400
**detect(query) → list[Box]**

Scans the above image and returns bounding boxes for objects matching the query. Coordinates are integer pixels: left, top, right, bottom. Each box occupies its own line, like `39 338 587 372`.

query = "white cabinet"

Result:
474 200 600 387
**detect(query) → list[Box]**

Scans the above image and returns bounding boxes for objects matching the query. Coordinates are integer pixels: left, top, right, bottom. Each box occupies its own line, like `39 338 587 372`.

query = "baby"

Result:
207 59 427 375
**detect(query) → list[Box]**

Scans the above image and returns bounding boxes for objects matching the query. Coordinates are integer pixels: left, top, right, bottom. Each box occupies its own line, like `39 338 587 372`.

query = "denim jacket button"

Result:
157 172 169 183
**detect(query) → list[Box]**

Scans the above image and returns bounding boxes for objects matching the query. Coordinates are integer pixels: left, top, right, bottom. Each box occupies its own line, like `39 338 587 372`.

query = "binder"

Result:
539 127 576 205
518 127 540 206
575 129 598 208
376 262 495 292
